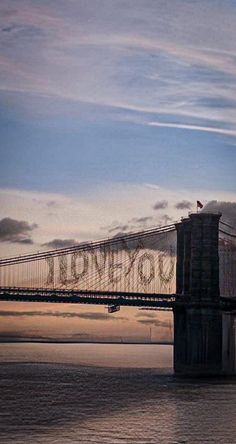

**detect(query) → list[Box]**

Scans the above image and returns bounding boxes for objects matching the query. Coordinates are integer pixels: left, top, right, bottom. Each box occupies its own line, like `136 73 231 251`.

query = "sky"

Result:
0 0 236 343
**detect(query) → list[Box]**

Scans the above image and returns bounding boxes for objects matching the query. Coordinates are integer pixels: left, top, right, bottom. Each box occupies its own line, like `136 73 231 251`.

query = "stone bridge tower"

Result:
174 212 235 376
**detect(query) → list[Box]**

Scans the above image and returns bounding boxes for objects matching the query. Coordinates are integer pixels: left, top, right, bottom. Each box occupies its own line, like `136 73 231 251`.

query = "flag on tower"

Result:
197 200 203 209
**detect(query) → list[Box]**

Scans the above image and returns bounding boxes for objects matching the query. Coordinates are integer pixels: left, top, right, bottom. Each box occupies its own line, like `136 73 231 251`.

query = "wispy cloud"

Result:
0 310 128 321
148 122 236 138
136 312 157 318
108 224 130 234
129 216 153 225
137 319 171 329
0 0 236 135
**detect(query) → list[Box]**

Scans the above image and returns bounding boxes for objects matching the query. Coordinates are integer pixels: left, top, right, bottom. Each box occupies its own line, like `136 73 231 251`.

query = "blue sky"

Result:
1 110 235 193
1 0 236 204
0 1 236 340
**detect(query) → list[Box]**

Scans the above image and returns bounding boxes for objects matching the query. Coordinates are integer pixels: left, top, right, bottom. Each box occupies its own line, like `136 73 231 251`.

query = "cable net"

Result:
0 226 177 295
219 223 236 298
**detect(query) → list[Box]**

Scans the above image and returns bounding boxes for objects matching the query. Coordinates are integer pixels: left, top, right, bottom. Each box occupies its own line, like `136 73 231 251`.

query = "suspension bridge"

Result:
0 212 236 376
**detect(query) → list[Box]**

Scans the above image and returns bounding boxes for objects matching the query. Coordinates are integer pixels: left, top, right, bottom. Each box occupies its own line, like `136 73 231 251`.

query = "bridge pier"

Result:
222 312 236 374
174 307 224 376
174 213 235 376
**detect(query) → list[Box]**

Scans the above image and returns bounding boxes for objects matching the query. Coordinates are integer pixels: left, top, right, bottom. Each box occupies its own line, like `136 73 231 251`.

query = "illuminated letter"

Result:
138 253 155 285
59 255 67 285
158 253 175 285
71 251 89 281
92 247 107 277
124 239 142 276
108 251 122 284
45 257 54 286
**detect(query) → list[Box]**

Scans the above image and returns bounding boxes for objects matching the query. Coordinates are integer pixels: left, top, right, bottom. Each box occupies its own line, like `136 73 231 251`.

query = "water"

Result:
0 344 236 444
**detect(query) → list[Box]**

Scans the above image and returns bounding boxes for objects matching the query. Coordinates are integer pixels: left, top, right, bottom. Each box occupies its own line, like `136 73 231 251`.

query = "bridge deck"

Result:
0 287 236 311
0 287 175 308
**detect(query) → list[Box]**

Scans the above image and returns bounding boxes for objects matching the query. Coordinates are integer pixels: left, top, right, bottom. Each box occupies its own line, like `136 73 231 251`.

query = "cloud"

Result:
137 319 171 328
105 217 154 236
41 238 77 249
175 200 193 210
1 0 236 137
76 312 128 321
14 237 34 245
202 200 236 227
148 122 236 138
2 25 15 32
194 97 236 110
1 186 236 258
0 217 37 243
0 310 128 321
70 333 91 339
136 311 172 327
159 214 173 225
129 216 153 225
108 224 130 234
0 331 44 342
46 200 58 207
109 228 176 255
0 330 91 342
153 200 168 210
136 311 157 318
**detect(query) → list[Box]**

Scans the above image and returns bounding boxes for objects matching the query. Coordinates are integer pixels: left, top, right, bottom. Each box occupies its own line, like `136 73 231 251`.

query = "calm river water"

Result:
0 343 235 443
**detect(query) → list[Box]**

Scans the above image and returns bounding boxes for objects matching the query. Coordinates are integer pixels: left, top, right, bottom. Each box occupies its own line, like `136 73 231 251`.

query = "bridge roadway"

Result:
0 287 175 308
0 287 236 311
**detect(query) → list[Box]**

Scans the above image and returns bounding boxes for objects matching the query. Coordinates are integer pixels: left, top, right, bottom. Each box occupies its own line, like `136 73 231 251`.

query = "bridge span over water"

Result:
0 212 236 376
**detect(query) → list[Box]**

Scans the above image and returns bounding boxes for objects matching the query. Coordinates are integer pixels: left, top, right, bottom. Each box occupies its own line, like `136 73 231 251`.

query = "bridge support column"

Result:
222 312 236 374
173 212 234 376
174 307 223 376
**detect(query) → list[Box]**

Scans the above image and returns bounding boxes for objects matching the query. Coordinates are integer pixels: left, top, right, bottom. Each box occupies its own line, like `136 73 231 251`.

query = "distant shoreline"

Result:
0 340 173 345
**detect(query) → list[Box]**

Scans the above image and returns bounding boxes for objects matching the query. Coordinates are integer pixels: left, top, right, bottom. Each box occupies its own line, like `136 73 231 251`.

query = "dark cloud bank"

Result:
0 217 37 244
42 239 77 249
153 200 168 210
203 200 236 226
175 200 193 210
